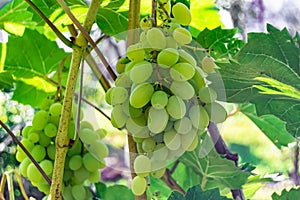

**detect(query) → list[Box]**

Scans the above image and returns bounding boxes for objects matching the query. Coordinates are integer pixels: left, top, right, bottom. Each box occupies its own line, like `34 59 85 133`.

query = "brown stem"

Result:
160 169 185 195
152 0 157 27
289 141 300 185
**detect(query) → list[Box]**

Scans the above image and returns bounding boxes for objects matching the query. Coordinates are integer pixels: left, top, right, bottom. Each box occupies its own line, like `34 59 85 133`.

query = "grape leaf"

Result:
207 24 300 136
239 103 296 148
179 135 250 190
4 29 70 78
0 0 36 36
272 188 300 199
96 7 128 36
103 185 134 200
0 72 14 89
168 186 232 200
102 0 126 10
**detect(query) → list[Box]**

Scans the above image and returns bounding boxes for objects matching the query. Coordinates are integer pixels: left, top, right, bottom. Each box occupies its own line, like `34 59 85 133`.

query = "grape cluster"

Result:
16 97 109 200
106 1 227 196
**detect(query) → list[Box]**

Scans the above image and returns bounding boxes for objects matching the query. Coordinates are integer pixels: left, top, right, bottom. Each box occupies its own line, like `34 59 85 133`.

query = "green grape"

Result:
19 158 31 177
69 155 82 171
167 146 185 159
39 132 51 147
115 73 131 88
49 115 60 127
157 48 179 68
63 169 73 182
31 145 46 162
147 107 169 134
170 81 195 100
167 19 181 31
95 128 107 140
105 87 113 105
152 143 168 161
188 105 209 131
156 0 171 21
151 167 166 178
164 129 181 150
198 87 217 103
204 102 227 123
166 36 178 49
139 16 152 31
88 140 109 161
27 163 43 182
40 159 53 175
142 137 156 152
73 167 90 184
130 61 153 84
186 135 198 151
151 158 166 171
116 57 130 74
63 186 74 200
170 62 195 81
126 44 145 62
174 117 192 134
134 155 151 176
49 102 62 117
28 130 40 143
37 182 50 195
133 136 145 143
71 185 86 200
32 110 49 130
130 83 154 108
178 49 197 66
126 118 150 138
201 56 216 73
44 123 57 137
67 140 82 156
147 28 166 50
192 67 206 89
68 120 76 139
173 27 192 46
181 128 197 150
172 2 192 26
16 150 26 162
151 91 168 109
111 104 128 128
122 100 143 118
88 170 101 183
17 139 34 152
110 87 129 105
80 121 93 130
136 142 145 153
166 95 186 119
131 176 147 196
83 152 101 172
164 120 174 132
125 61 137 72
39 97 53 111
47 144 56 160
22 126 32 138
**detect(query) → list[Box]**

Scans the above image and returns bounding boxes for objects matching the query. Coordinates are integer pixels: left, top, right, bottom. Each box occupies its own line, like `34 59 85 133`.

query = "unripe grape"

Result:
142 137 156 152
31 145 46 162
166 96 186 119
40 160 53 175
201 56 216 73
188 105 209 131
49 102 62 116
126 44 145 62
105 87 113 105
44 123 57 137
157 48 179 68
116 57 130 74
47 144 56 160
151 167 166 178
73 167 90 183
178 49 197 66
67 140 82 157
151 91 168 109
174 117 193 134
111 104 128 128
19 158 31 177
71 185 86 200
115 73 131 88
22 126 32 138
164 129 181 150
204 102 227 123
27 163 43 182
147 28 166 50
186 135 199 151
83 152 101 172
192 67 206 89
69 155 82 171
130 83 154 108
173 27 192 46
181 128 197 150
131 176 147 196
170 81 195 100
62 186 73 200
88 170 101 183
38 132 51 147
28 130 40 143
88 140 109 161
172 2 192 26
134 155 151 176
122 100 143 118
147 107 169 134
126 118 150 138
198 87 217 103
166 36 178 49
152 143 168 161
32 110 49 130
110 87 128 105
130 61 153 84
170 62 195 81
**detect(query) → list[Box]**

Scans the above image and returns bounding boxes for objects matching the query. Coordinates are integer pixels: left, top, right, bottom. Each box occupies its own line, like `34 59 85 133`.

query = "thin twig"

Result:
160 169 185 195
207 122 244 200
0 121 51 185
24 0 73 48
169 160 180 174
152 0 157 27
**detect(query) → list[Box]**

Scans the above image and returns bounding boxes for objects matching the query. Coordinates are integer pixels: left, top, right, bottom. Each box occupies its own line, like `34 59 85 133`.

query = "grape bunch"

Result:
106 1 227 196
16 97 109 200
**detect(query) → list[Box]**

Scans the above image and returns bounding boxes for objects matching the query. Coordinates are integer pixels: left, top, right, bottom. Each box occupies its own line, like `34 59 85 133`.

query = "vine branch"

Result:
160 169 185 195
207 122 245 200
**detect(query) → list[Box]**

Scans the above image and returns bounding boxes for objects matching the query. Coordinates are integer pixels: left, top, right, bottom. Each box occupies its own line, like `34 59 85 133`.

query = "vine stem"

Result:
49 0 101 199
160 169 185 195
207 122 245 200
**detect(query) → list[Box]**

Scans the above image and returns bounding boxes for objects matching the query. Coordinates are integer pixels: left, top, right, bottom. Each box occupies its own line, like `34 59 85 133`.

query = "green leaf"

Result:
272 188 300 199
94 182 107 198
0 72 14 89
103 185 134 200
149 176 172 199
168 186 232 200
239 103 296 148
102 0 126 10
179 135 250 190
4 29 70 78
196 27 245 59
0 0 36 36
12 80 49 107
96 7 128 36
209 24 300 136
